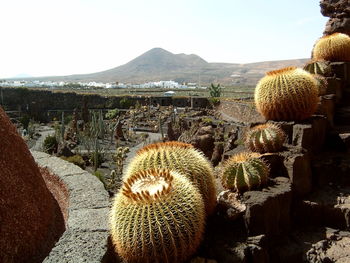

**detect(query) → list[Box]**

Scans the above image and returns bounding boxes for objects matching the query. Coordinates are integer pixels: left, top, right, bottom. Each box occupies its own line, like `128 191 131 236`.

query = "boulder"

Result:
0 107 63 263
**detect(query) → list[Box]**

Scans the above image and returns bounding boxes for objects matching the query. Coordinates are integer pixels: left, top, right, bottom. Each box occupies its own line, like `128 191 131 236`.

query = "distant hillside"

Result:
13 48 309 86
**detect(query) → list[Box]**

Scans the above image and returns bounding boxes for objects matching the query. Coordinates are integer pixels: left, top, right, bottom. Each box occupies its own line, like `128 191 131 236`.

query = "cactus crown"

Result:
245 123 286 153
312 33 350 62
122 169 173 203
254 66 319 121
221 152 269 193
266 66 296 76
137 141 193 154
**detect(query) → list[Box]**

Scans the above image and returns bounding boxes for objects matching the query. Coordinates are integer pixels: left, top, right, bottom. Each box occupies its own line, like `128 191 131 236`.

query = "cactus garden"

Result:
2 1 350 263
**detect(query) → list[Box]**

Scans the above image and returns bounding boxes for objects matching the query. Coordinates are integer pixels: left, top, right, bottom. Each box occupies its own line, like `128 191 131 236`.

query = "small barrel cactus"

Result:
303 60 332 76
254 67 319 121
245 123 286 153
221 152 269 193
312 33 350 62
124 141 216 215
110 168 205 263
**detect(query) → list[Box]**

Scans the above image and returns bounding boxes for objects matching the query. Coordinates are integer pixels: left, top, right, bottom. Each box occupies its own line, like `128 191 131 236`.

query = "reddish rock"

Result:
320 0 350 36
0 107 63 263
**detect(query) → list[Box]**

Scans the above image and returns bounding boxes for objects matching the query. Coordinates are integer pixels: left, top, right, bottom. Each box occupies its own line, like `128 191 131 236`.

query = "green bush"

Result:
105 109 119 120
19 115 31 130
119 97 133 109
61 155 86 169
43 135 58 154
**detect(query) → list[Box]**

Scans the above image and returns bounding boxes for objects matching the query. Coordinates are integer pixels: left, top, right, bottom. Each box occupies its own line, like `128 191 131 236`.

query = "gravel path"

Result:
124 132 162 167
31 126 55 151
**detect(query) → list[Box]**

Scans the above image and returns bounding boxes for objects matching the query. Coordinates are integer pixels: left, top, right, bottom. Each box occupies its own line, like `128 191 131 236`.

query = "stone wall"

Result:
0 87 209 121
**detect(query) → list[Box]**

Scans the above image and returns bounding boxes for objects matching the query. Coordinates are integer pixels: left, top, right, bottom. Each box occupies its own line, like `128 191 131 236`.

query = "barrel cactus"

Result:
254 67 319 121
245 123 286 153
312 33 350 62
221 152 269 193
124 141 216 215
110 168 205 263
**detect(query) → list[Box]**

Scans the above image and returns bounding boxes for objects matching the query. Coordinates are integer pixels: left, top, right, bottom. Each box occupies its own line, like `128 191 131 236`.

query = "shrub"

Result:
42 135 58 154
61 155 85 169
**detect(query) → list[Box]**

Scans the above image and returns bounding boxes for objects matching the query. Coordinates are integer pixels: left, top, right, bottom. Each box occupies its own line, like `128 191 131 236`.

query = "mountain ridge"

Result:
7 48 309 86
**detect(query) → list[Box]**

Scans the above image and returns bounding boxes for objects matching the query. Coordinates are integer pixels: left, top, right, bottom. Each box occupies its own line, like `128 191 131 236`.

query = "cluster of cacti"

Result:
90 110 105 139
245 123 286 153
110 141 216 262
124 141 217 215
110 168 205 263
221 152 269 193
254 67 319 121
312 33 350 62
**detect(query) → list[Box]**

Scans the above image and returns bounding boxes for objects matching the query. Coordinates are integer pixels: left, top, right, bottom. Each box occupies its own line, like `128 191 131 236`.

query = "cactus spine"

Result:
245 123 286 153
110 168 205 263
124 141 216 215
254 67 319 121
312 33 350 62
221 152 269 193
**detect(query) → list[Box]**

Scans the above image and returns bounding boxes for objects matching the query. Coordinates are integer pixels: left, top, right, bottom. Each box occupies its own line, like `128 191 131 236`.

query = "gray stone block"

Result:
67 207 110 232
31 150 51 160
63 173 109 210
43 230 109 263
31 150 111 262
35 155 87 177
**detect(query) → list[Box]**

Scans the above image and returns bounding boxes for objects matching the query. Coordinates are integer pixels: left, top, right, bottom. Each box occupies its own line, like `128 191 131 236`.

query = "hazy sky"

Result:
0 0 328 78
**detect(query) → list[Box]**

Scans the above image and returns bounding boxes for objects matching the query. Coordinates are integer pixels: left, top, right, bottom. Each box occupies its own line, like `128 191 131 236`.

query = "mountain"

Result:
12 73 33 79
10 48 309 86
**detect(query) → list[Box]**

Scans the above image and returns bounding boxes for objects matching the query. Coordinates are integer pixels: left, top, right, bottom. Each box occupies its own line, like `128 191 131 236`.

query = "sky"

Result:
0 0 328 78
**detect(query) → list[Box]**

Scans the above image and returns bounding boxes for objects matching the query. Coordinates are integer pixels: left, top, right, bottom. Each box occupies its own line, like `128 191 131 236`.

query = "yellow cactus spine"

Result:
110 168 205 263
221 152 269 193
254 67 319 121
124 141 216 215
312 33 350 62
245 123 286 153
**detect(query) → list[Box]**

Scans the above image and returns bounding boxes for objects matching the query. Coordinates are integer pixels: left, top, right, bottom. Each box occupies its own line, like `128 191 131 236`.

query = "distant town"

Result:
0 79 207 90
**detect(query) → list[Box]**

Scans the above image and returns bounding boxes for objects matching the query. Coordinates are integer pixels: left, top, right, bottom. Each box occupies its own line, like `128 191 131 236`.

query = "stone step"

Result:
294 186 350 230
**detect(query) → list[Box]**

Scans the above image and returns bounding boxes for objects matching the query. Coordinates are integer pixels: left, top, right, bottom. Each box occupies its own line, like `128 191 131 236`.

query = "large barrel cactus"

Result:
245 123 286 153
110 168 205 263
124 141 216 215
312 33 350 62
254 67 319 121
221 152 269 193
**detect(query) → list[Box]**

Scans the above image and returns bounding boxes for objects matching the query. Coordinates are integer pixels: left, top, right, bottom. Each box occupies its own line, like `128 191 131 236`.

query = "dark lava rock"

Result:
293 186 350 230
242 177 292 237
